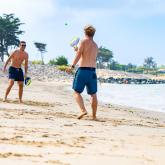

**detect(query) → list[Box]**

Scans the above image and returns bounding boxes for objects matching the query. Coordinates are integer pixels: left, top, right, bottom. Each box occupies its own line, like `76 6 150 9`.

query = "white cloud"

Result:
0 0 56 13
0 0 57 23
0 0 58 61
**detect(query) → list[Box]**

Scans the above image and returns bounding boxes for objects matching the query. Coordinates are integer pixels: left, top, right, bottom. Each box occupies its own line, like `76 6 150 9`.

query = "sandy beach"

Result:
0 77 165 165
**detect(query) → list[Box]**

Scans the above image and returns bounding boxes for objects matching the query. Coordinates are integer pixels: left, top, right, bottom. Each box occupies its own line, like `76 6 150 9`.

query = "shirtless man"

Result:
67 25 98 120
3 41 29 103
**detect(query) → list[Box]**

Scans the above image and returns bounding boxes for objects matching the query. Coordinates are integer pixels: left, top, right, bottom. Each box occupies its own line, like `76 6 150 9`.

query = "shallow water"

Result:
98 84 165 113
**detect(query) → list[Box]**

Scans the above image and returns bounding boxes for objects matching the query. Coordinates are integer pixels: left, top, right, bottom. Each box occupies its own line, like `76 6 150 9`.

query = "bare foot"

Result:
3 98 7 102
92 118 105 122
92 117 97 121
19 100 23 104
77 111 87 119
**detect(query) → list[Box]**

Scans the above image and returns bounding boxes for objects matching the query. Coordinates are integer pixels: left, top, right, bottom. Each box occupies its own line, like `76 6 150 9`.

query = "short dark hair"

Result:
84 25 96 37
19 41 26 45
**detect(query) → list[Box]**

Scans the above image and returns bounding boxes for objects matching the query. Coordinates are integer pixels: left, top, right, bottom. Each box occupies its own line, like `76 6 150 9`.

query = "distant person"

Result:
67 25 98 120
3 41 29 103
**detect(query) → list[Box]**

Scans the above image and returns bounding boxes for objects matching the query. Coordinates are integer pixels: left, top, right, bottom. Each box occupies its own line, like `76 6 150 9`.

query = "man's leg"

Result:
4 79 14 102
74 91 87 119
18 81 24 103
90 94 98 120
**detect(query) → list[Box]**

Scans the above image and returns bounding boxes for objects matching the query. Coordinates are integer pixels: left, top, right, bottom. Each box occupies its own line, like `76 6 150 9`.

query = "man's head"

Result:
19 41 26 51
84 25 96 38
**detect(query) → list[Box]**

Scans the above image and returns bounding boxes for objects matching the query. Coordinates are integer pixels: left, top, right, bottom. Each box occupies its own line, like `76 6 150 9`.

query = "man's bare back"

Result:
78 37 98 68
67 25 98 120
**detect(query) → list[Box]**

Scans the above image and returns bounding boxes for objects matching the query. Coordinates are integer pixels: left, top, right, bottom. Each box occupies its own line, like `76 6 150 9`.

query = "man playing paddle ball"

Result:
3 41 29 103
67 25 98 120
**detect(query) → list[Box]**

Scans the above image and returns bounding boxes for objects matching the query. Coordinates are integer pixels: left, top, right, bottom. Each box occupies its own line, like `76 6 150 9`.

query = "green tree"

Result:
126 63 137 72
0 13 24 61
143 57 157 73
109 60 124 70
97 46 113 69
49 56 68 66
109 60 118 70
131 66 144 74
34 42 47 64
159 65 165 69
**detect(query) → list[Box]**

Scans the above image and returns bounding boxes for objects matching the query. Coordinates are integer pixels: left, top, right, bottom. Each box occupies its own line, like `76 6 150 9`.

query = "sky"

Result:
0 0 165 66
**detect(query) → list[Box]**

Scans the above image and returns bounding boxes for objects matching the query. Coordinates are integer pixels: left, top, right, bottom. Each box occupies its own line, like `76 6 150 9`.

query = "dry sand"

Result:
0 78 165 165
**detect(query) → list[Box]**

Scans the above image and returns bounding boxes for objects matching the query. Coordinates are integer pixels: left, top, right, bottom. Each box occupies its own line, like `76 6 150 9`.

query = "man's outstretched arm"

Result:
3 52 14 72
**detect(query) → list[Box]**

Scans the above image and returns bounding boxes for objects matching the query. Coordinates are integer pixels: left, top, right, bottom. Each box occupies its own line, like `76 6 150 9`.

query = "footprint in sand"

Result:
64 124 73 127
14 135 23 139
42 134 49 138
0 98 55 107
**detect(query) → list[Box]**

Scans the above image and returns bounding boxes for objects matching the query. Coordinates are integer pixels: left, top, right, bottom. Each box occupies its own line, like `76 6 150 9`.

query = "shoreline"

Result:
67 81 165 114
1 79 165 123
1 77 165 119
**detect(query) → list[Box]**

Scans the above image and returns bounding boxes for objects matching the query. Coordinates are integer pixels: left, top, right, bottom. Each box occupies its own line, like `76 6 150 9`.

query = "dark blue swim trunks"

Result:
72 67 97 95
8 66 24 81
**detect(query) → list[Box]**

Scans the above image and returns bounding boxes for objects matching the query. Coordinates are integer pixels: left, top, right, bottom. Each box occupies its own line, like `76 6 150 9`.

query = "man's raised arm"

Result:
71 40 84 67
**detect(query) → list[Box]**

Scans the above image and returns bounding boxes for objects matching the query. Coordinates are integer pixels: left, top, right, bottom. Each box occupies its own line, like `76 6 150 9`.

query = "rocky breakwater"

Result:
1 62 165 84
28 63 73 82
0 62 73 82
97 69 165 84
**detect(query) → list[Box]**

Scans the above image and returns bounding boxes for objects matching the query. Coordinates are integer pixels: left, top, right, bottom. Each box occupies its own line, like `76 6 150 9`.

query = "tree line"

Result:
97 47 162 74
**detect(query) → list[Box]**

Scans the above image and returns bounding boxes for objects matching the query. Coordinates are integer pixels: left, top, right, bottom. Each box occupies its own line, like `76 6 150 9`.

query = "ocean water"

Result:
98 84 165 113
